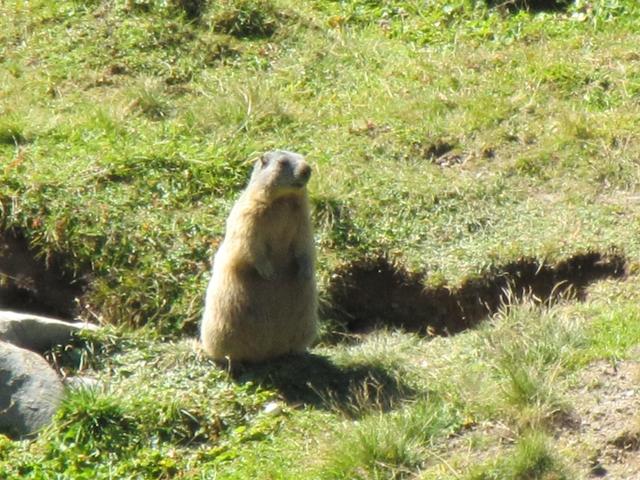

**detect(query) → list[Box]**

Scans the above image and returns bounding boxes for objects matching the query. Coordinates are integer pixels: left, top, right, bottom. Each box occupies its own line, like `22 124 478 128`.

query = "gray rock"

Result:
0 341 64 439
0 310 99 353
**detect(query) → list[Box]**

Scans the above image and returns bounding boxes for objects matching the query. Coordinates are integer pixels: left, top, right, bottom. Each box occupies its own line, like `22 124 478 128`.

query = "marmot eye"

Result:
299 164 311 181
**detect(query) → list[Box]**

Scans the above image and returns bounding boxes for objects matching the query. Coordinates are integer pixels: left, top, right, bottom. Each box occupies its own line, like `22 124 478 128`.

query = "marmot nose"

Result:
299 163 311 182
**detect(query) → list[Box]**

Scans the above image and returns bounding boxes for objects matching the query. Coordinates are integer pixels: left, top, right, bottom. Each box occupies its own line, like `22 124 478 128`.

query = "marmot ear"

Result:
259 153 270 167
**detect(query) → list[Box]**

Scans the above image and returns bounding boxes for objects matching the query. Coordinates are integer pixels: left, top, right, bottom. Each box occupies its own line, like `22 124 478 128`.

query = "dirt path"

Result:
557 357 640 479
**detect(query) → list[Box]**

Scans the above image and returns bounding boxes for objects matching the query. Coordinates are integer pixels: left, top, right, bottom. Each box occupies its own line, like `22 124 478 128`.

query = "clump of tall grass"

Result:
318 396 460 479
483 299 583 428
466 431 569 480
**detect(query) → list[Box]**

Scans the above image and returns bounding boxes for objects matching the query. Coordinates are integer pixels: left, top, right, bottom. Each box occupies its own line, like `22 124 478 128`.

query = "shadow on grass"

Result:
230 352 415 417
325 251 627 338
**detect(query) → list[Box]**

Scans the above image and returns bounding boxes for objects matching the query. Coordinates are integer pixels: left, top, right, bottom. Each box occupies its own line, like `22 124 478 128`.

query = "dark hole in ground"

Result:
173 0 208 19
412 138 458 162
486 0 572 13
0 230 86 319
326 251 627 337
611 429 640 451
230 353 414 417
422 140 456 160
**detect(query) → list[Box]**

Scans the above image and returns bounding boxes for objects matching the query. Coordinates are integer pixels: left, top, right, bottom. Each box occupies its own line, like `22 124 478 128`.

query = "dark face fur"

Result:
251 150 312 195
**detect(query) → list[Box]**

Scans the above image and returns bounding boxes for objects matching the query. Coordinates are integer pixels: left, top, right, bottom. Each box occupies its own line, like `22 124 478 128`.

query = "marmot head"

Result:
250 150 312 198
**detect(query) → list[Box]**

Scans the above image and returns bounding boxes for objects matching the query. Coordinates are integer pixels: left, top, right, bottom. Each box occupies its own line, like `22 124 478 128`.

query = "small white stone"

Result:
263 401 283 416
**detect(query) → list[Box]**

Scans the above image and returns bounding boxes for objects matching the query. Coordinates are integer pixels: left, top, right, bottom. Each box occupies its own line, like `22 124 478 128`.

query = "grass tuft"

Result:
0 115 28 146
209 0 282 38
468 431 568 479
55 389 136 454
481 301 581 428
127 78 173 120
319 396 460 479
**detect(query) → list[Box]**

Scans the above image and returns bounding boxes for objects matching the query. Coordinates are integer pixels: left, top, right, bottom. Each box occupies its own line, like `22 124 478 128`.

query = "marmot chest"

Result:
258 197 305 265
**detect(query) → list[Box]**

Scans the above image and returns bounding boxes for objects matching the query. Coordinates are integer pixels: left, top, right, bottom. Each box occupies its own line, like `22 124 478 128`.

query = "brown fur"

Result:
200 150 317 362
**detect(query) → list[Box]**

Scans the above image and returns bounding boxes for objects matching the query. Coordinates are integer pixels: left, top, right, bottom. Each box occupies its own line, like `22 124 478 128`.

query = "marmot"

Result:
200 150 318 363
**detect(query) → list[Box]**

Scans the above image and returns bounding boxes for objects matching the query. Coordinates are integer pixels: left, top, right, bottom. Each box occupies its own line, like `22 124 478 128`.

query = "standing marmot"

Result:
200 150 318 363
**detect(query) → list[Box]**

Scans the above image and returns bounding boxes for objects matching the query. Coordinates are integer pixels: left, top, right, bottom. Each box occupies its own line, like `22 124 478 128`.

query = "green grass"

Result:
479 302 582 428
1 0 640 478
465 431 568 480
317 397 461 479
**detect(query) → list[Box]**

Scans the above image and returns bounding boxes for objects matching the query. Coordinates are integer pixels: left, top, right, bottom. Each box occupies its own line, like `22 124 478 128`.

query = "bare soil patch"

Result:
420 358 640 477
558 358 640 479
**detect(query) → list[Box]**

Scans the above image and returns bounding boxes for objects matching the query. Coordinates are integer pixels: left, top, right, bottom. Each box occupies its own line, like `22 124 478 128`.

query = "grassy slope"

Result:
1 0 640 478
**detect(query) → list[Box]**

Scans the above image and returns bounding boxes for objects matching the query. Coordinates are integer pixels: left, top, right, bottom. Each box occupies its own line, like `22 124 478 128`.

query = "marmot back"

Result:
200 150 317 363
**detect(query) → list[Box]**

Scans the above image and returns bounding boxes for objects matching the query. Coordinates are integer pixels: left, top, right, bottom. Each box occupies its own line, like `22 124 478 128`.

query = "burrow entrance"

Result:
326 251 627 337
0 230 86 319
486 0 571 13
